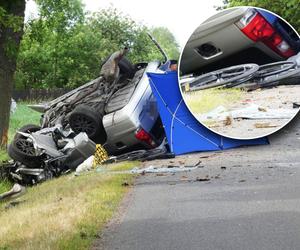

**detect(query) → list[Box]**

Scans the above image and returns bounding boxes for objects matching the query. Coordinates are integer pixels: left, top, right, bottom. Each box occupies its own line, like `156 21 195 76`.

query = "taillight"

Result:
135 128 156 148
236 9 295 58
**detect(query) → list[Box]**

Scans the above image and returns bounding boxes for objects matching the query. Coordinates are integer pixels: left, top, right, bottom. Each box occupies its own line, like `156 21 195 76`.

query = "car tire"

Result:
14 124 41 140
69 105 107 144
8 138 42 168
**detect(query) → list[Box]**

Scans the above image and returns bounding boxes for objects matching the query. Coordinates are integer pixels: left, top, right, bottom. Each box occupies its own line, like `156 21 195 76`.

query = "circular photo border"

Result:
178 6 300 140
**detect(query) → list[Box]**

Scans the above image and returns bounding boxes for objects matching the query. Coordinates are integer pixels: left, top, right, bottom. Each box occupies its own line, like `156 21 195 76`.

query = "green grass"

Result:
0 103 41 193
184 88 244 114
0 179 12 195
0 104 140 249
0 162 136 250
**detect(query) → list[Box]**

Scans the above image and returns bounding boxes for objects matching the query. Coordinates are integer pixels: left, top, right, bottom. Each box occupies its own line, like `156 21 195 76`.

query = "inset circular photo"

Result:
179 6 300 140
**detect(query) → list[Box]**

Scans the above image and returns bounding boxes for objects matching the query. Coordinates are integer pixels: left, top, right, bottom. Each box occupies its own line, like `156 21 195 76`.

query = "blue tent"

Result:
147 71 268 155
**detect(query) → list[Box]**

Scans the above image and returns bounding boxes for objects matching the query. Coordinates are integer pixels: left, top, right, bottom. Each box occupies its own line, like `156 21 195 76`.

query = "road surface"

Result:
93 115 300 250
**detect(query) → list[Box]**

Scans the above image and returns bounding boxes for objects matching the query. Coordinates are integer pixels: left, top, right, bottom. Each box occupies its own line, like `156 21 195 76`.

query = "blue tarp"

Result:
147 71 268 155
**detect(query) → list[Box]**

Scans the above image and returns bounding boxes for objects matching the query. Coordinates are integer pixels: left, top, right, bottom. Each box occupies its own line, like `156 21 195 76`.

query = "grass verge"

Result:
184 87 244 114
0 161 137 250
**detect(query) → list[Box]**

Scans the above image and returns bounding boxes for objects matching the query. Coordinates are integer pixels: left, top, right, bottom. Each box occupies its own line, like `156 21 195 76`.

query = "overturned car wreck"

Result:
5 34 175 185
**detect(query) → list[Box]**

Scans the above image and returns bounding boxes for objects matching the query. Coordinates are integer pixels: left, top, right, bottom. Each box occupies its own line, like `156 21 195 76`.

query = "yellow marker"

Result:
92 144 109 168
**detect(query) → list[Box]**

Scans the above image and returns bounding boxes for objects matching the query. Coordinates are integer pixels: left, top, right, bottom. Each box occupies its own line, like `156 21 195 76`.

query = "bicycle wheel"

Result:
256 61 296 78
189 64 259 90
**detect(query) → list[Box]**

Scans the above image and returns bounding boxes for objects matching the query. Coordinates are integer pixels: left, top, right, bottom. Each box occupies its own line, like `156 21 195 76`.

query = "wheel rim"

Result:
15 139 36 156
71 114 97 136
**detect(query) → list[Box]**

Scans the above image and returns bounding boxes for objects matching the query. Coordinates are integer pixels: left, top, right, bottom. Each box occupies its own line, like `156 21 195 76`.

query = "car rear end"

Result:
180 7 299 75
103 61 162 155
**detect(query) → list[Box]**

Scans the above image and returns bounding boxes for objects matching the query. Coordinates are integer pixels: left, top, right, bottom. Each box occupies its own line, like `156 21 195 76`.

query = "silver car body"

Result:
103 61 161 154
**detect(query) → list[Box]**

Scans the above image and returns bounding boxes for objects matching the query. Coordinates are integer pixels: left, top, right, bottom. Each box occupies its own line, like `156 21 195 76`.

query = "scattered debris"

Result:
221 166 227 170
131 165 198 174
200 104 297 121
258 107 267 112
194 160 202 167
75 155 95 176
121 181 129 186
254 122 278 128
224 116 232 126
195 176 210 182
0 184 26 200
198 154 216 159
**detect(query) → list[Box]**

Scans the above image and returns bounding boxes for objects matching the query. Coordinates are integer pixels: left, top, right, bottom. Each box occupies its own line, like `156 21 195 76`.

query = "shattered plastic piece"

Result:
75 155 95 176
10 98 17 114
0 184 26 200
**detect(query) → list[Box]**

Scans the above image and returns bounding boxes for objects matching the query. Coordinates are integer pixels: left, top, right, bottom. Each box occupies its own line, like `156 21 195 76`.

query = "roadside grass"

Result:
0 179 12 195
184 87 245 114
0 103 40 193
0 161 137 250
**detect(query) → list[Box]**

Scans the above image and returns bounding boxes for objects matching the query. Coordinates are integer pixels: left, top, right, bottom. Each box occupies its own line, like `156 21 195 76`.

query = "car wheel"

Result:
69 105 107 143
189 64 259 90
8 138 42 168
14 124 41 140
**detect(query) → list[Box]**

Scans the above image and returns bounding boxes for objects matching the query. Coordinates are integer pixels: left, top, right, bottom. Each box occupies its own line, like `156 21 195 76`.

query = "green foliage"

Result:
150 27 180 60
220 0 300 32
15 4 180 90
0 4 25 61
0 6 24 32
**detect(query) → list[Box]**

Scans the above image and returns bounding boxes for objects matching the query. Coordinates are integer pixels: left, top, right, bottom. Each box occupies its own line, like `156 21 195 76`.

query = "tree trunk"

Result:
0 0 25 149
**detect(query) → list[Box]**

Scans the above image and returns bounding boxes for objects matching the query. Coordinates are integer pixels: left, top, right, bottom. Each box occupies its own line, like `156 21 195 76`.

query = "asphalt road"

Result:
93 115 300 250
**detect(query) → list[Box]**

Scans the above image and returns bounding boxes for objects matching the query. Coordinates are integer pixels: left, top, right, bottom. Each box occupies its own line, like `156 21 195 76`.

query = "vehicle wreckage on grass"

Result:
5 34 175 185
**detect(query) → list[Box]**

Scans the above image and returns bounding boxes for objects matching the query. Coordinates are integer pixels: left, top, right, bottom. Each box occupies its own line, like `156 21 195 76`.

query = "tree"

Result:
150 27 180 60
219 0 300 32
15 6 180 89
0 0 26 148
